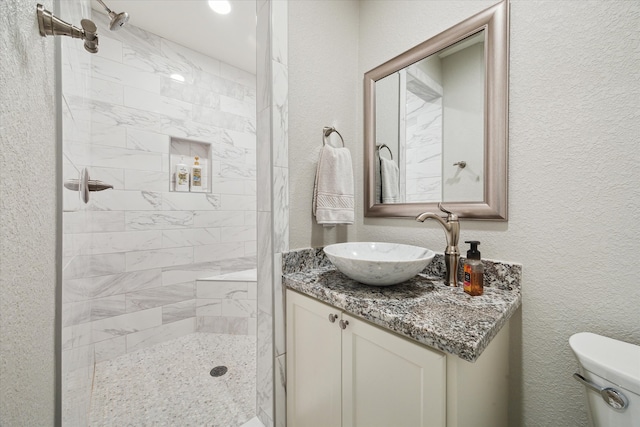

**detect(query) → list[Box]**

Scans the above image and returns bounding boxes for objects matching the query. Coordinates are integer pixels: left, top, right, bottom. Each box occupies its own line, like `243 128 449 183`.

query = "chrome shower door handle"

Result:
78 167 90 203
63 168 114 204
573 373 629 410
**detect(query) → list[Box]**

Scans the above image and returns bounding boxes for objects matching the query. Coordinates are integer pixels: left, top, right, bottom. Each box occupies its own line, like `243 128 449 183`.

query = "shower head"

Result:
107 10 129 30
95 0 129 31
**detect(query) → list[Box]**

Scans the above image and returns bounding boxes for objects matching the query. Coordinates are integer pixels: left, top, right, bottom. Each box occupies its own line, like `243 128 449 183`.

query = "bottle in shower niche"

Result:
190 156 202 192
463 240 483 296
175 156 190 192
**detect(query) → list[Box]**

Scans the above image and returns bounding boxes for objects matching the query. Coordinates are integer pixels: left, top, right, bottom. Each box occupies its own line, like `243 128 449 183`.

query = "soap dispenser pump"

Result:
463 240 483 296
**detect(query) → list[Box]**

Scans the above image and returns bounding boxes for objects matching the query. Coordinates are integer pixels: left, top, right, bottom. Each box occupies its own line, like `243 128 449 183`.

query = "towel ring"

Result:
323 126 345 147
377 144 393 160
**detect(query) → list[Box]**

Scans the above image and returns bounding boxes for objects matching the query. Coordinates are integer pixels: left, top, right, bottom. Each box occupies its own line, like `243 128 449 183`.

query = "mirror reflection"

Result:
374 31 485 204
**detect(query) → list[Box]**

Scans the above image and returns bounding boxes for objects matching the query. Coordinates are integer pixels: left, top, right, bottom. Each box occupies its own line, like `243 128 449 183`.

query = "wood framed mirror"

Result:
364 0 509 220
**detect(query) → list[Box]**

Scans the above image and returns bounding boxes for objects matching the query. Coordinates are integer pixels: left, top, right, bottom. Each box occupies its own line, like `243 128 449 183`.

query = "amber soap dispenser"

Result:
463 241 483 296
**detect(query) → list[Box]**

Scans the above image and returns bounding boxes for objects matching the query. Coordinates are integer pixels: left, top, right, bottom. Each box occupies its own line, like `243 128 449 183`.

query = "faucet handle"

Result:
438 203 459 221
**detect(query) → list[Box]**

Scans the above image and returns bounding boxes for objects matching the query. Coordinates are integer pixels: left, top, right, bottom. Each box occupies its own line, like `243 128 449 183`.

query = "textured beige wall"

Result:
289 1 640 425
288 0 359 249
0 0 57 424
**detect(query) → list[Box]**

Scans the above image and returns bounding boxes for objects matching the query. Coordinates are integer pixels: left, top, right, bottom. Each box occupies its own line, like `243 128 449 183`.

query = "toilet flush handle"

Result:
573 373 629 410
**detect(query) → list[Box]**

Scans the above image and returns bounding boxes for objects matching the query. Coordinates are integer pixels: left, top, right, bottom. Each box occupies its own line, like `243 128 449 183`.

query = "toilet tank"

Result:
570 332 640 427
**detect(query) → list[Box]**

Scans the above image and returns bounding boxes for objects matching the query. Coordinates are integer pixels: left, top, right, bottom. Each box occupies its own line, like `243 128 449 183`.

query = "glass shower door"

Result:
59 0 259 425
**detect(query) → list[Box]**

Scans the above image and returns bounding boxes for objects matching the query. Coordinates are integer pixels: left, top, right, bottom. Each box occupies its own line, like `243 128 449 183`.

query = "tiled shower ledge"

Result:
282 248 522 362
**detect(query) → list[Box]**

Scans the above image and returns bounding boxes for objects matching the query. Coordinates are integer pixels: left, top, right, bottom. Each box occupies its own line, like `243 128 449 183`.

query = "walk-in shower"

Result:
58 1 262 425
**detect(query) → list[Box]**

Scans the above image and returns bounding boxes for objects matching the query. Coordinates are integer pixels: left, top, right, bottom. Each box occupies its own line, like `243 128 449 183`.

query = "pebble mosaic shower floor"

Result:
86 333 256 426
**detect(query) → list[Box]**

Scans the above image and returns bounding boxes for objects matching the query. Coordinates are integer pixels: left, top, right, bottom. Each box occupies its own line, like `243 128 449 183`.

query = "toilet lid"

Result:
569 332 640 395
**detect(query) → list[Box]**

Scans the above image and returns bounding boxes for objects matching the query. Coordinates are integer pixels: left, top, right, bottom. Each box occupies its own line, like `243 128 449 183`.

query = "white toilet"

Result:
569 332 640 427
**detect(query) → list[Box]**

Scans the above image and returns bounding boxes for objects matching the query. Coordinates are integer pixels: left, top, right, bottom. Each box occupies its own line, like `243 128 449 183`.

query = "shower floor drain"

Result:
210 366 228 377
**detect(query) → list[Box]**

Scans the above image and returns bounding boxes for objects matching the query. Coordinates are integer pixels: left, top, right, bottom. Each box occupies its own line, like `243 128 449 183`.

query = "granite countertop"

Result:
283 249 522 362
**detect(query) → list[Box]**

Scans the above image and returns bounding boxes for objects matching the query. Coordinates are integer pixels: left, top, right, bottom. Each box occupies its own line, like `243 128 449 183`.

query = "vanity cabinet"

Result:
286 290 510 427
287 290 445 427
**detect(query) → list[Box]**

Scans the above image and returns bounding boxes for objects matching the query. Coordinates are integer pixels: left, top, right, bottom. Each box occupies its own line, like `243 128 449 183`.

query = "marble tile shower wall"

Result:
61 12 257 372
405 90 442 202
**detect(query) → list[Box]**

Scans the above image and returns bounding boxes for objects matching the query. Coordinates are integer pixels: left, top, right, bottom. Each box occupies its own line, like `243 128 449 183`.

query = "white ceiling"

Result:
91 0 257 74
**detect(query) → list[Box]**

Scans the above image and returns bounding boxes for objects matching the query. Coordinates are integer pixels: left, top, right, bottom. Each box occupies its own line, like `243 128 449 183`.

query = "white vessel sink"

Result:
323 242 435 286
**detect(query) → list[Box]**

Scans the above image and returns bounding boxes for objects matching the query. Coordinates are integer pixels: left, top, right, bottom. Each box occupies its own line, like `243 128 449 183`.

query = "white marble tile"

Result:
162 228 220 247
221 161 257 179
71 96 221 142
197 281 248 299
257 212 272 315
193 210 245 227
61 344 95 373
89 77 124 105
256 308 274 423
192 104 247 132
126 211 194 230
64 210 126 234
88 190 162 212
94 336 127 363
62 322 92 350
126 128 170 153
272 62 288 170
223 129 257 151
194 69 246 100
196 316 248 335
275 353 287 427
63 230 163 257
160 77 221 109
96 34 123 63
220 95 256 118
221 226 257 243
222 299 257 318
63 269 163 303
162 192 220 211
124 170 168 192
272 167 289 253
64 308 162 348
210 141 246 162
193 242 245 263
162 299 196 324
161 38 221 75
126 318 195 353
62 295 127 327
245 241 258 257
91 55 161 93
122 44 193 82
248 282 258 300
273 252 285 357
63 253 126 280
125 247 194 272
271 0 288 67
126 282 195 312
160 263 222 286
65 142 163 172
220 62 256 90
93 308 163 343
256 107 271 213
212 178 248 195
220 194 256 211
196 299 222 316
124 86 193 121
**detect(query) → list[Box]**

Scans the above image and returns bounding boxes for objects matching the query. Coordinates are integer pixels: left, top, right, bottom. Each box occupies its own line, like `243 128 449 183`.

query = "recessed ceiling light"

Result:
208 0 231 15
170 74 185 82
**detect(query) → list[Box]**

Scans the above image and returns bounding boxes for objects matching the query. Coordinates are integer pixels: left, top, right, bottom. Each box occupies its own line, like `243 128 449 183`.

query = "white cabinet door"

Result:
341 313 446 427
286 290 342 427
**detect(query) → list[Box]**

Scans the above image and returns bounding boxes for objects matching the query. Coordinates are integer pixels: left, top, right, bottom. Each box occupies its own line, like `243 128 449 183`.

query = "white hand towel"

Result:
380 156 400 204
313 144 355 225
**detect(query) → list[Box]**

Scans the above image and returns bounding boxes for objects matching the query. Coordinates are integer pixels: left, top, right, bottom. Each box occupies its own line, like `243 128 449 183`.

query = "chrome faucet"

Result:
416 204 460 287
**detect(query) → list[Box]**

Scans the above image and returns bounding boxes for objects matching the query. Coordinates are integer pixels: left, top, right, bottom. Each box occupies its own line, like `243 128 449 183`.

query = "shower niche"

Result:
169 137 212 193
